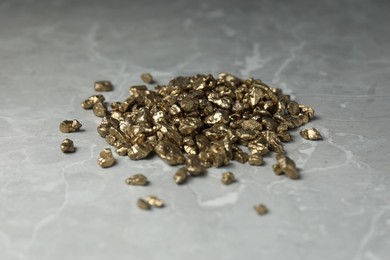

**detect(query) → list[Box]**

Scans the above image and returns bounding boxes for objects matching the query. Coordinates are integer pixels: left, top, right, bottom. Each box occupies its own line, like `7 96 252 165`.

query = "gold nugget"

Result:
127 143 153 160
232 145 249 164
97 148 115 168
299 105 315 119
254 204 268 215
140 73 154 84
94 80 113 92
137 198 151 210
248 154 264 166
60 138 75 153
93 102 107 117
272 154 299 179
125 174 148 186
145 196 164 208
174 167 188 184
247 140 269 156
300 128 323 140
186 154 205 176
115 146 128 156
154 140 185 165
81 94 105 109
221 172 236 185
59 119 82 133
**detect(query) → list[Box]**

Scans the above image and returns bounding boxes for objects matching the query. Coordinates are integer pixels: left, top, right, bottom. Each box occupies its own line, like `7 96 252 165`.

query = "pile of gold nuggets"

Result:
59 73 322 214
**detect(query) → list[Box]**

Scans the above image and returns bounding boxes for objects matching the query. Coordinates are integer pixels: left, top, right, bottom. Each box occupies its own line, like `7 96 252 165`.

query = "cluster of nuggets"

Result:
60 73 323 214
82 73 321 180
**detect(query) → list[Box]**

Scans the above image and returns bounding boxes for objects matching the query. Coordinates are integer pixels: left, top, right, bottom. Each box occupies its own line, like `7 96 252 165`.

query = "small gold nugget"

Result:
154 140 185 165
115 146 128 156
145 196 164 208
127 143 154 160
140 73 154 84
232 146 249 164
125 174 148 186
174 167 188 185
60 138 75 153
94 80 113 92
248 154 264 166
221 172 236 185
247 140 269 156
81 94 105 109
97 148 115 168
186 154 205 176
272 154 299 179
300 128 323 140
59 119 82 133
92 102 108 117
137 198 151 210
254 204 268 216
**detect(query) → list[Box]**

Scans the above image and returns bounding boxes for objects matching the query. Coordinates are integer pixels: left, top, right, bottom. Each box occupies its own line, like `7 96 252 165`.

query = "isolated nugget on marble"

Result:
59 119 82 133
254 204 268 216
60 138 75 153
221 172 236 185
140 73 154 84
300 128 323 140
125 174 148 186
145 196 164 208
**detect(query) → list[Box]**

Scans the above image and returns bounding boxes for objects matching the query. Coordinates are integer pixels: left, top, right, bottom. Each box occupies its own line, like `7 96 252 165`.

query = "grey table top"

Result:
1 0 390 259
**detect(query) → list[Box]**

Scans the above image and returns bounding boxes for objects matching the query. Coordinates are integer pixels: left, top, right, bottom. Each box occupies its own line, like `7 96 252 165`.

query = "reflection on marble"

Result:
1 0 390 259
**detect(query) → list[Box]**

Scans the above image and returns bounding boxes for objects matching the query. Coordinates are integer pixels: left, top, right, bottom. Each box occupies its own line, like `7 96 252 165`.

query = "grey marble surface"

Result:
1 0 390 259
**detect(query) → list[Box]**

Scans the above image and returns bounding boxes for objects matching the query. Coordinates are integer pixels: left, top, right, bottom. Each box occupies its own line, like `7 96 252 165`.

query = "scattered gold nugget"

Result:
59 119 82 133
272 154 299 179
97 148 115 168
221 172 236 185
140 73 154 84
145 196 164 208
60 138 75 153
254 204 268 216
174 167 188 184
94 80 113 92
125 174 148 186
137 198 151 210
300 128 323 140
